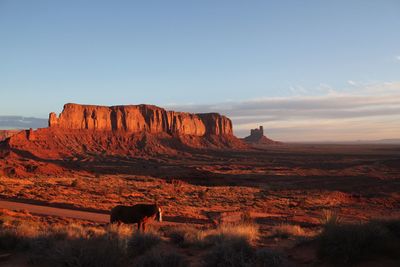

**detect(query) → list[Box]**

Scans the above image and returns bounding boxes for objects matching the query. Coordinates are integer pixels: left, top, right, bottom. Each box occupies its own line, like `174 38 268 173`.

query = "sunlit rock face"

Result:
49 103 233 136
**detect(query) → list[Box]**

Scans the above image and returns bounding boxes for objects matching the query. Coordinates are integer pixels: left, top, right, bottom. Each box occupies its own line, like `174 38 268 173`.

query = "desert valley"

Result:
0 103 399 266
2 2 400 266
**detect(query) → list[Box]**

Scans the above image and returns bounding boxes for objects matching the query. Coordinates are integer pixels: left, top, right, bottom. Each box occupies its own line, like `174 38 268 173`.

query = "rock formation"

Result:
0 130 21 142
243 126 280 144
49 103 233 136
0 103 247 177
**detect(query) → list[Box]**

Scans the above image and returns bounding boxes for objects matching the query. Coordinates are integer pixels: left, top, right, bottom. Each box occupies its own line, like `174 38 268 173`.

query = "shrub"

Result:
203 236 255 267
30 236 127 267
253 248 283 267
106 223 132 240
319 209 342 228
209 223 259 244
166 222 259 249
317 219 400 265
0 228 27 250
165 225 207 248
135 249 187 267
0 221 40 251
127 231 161 258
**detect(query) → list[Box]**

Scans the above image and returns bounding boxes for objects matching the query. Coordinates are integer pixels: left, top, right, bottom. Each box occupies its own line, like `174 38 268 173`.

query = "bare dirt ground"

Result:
0 143 399 266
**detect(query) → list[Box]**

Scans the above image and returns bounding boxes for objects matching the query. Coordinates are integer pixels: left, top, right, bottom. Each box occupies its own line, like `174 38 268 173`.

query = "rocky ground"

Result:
0 143 399 266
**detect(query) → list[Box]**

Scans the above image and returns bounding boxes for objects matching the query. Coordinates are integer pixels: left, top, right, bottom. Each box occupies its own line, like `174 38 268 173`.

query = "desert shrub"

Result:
208 222 259 244
166 222 258 249
134 249 187 267
0 220 40 251
270 224 306 239
0 228 27 250
203 236 255 267
253 248 283 267
106 223 132 240
30 235 127 267
165 225 207 248
317 219 400 265
127 231 161 258
319 209 342 227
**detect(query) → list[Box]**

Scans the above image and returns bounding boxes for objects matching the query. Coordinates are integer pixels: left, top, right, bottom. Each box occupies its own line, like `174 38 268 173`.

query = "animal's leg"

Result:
137 222 141 232
142 223 146 232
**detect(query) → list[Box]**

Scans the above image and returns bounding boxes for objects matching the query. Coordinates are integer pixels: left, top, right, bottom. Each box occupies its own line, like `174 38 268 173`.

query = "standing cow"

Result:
110 203 162 232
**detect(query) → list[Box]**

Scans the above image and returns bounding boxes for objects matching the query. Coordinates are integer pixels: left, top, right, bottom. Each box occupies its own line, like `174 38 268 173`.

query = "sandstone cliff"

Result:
0 130 21 142
49 103 233 136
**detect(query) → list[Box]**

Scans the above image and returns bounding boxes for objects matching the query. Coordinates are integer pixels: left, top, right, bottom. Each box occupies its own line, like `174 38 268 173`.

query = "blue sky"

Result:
1 1 399 140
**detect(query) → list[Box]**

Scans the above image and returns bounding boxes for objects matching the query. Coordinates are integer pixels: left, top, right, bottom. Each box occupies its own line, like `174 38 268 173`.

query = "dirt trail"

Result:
0 200 109 223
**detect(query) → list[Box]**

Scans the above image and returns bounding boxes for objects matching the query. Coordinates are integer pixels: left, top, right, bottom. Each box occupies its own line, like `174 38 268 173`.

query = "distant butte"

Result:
243 126 280 145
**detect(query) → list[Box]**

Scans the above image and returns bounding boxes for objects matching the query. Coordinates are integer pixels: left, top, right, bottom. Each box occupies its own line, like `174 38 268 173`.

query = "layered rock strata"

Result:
49 103 233 136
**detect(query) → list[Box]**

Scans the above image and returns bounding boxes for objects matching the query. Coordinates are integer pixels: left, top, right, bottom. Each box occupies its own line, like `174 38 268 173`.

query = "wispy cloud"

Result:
167 82 400 142
396 55 400 61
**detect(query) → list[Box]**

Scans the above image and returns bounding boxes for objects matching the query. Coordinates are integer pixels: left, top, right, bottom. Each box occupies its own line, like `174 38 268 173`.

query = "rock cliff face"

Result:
0 130 21 142
49 103 233 136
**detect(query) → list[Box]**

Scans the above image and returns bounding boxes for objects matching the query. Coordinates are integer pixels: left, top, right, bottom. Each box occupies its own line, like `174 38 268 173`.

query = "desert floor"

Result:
1 143 399 266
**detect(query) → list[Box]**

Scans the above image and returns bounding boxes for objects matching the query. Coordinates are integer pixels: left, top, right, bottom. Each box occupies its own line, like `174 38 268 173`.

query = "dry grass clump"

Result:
106 223 132 239
166 222 259 248
319 209 342 227
165 225 207 248
202 236 283 267
317 219 400 265
270 224 306 239
134 248 187 267
29 235 127 267
0 218 41 250
206 222 259 245
127 231 162 258
203 236 254 267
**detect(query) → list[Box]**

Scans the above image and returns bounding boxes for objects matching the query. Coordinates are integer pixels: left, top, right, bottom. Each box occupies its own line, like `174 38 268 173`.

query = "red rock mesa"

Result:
49 103 233 136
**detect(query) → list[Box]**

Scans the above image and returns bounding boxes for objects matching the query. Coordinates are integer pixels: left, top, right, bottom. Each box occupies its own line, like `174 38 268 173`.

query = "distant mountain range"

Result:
291 139 400 145
0 116 47 129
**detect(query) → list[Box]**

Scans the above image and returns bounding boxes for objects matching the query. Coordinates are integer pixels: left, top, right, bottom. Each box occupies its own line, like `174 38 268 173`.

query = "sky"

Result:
0 0 399 141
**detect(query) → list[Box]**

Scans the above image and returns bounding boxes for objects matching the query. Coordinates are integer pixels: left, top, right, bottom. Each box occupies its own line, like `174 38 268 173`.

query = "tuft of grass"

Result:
317 219 400 265
165 225 207 248
209 222 259 244
134 249 187 267
270 224 306 239
106 223 132 239
319 209 342 228
30 236 127 267
0 220 40 251
127 231 162 258
165 222 259 249
202 236 255 267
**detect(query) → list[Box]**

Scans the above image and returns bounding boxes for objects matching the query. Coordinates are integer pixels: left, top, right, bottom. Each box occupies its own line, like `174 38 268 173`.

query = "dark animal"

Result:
110 204 162 231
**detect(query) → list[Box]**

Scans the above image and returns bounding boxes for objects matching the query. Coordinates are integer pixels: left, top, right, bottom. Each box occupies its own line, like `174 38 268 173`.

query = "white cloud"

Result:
347 80 357 86
167 81 400 142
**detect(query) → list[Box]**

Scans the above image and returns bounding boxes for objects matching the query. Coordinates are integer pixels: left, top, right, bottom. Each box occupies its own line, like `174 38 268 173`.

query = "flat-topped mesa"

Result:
49 103 233 136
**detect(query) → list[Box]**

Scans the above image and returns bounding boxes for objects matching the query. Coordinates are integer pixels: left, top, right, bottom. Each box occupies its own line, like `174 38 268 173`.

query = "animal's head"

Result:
156 206 162 222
